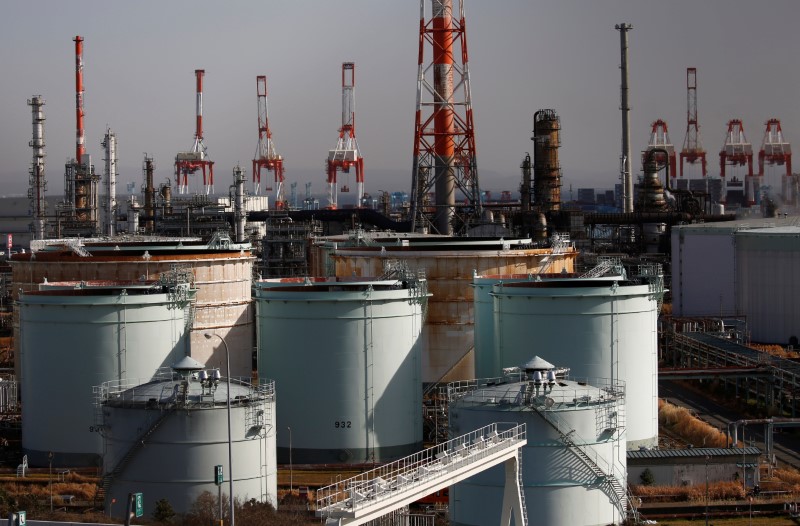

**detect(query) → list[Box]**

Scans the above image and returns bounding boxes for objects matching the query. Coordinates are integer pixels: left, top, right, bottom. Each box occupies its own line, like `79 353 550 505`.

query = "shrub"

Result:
639 468 655 486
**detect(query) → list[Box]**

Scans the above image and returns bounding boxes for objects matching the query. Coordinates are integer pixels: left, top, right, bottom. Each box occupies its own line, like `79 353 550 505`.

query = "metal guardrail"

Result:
316 423 526 518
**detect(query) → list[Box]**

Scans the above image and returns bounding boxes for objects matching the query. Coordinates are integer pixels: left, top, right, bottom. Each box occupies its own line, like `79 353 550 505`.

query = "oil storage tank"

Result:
11 237 255 377
18 280 194 467
492 274 661 449
254 276 428 464
98 357 277 517
320 236 576 383
448 357 627 526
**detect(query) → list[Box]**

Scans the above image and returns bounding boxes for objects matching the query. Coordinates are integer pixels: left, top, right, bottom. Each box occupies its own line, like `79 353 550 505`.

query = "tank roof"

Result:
451 374 624 412
101 374 271 409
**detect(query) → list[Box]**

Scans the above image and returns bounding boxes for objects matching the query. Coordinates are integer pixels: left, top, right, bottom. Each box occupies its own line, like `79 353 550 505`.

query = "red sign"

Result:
6 234 10 250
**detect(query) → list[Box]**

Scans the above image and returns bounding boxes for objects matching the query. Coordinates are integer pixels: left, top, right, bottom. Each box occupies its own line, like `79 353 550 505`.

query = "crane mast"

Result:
643 119 677 188
175 69 215 194
253 75 286 208
758 118 794 205
719 119 754 205
680 68 708 178
326 62 364 209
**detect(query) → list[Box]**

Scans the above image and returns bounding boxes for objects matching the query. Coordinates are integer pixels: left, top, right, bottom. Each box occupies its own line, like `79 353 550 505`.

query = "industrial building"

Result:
671 216 800 345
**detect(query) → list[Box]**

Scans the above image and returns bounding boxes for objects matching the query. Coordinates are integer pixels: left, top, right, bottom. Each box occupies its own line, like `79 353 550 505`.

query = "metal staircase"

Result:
98 406 175 501
528 399 630 519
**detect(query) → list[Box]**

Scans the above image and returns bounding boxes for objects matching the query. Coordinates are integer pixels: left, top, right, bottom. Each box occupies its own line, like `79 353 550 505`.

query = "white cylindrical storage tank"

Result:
99 364 276 517
493 279 658 449
19 282 192 467
735 226 800 345
255 278 428 464
448 368 627 526
11 239 255 378
473 274 540 379
473 273 612 379
323 237 577 384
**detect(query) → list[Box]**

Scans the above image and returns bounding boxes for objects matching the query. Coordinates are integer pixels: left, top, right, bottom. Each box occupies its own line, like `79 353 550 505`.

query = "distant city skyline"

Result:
1 1 798 199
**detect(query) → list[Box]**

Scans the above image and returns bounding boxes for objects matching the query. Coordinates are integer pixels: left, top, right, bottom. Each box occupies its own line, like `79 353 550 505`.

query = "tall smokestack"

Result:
615 23 633 213
28 95 47 240
74 36 85 164
432 0 456 235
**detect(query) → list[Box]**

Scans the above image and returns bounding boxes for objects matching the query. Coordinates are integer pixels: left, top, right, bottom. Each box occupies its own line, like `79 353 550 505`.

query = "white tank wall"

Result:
11 250 255 378
473 274 617 379
103 391 276 517
735 228 800 344
19 291 189 467
330 246 576 383
255 281 425 464
494 281 658 448
449 386 626 526
473 275 539 379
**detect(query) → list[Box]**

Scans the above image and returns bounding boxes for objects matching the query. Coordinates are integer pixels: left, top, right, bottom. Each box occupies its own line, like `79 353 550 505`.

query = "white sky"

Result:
1 0 799 199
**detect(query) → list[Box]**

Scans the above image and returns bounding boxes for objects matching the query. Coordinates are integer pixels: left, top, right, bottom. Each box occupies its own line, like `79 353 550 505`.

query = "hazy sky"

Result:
2 1 799 199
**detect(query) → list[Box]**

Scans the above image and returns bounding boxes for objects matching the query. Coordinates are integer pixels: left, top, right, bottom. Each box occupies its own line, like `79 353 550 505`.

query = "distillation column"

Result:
101 128 117 236
28 96 47 240
533 109 562 214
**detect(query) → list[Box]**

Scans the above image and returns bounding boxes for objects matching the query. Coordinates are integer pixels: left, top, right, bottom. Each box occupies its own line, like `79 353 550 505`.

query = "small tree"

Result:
639 468 655 486
152 498 175 523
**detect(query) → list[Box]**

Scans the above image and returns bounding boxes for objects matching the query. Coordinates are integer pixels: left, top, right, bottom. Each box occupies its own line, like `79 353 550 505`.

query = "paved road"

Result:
659 380 800 470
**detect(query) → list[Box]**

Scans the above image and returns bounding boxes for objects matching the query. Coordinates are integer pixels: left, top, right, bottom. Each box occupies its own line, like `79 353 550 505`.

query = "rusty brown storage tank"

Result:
314 236 576 384
10 237 254 377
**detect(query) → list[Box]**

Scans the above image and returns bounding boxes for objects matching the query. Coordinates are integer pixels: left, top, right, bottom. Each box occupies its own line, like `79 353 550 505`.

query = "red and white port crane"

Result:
758 118 793 204
643 119 677 184
175 69 215 195
326 62 364 209
253 76 286 208
719 119 754 205
680 68 708 178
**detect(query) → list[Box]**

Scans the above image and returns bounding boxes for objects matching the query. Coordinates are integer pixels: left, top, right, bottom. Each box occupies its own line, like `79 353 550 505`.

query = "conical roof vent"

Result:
522 356 555 372
172 355 205 372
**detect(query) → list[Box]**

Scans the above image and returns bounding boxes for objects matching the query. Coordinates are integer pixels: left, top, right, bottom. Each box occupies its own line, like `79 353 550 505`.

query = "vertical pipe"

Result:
102 128 117 236
433 0 456 236
28 96 47 240
74 36 85 163
615 24 633 213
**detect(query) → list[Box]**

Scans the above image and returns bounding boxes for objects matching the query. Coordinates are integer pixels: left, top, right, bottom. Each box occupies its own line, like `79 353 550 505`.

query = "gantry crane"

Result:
326 62 364 209
719 119 754 205
643 119 677 188
175 69 215 195
758 118 794 204
680 68 707 178
253 76 286 208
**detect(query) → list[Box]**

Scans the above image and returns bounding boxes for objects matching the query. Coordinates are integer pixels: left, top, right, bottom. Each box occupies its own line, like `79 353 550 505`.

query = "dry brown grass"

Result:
750 342 799 359
633 480 746 502
658 399 731 448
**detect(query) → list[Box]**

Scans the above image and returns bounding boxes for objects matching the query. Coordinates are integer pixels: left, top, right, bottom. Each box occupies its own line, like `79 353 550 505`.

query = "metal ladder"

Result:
516 451 529 526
